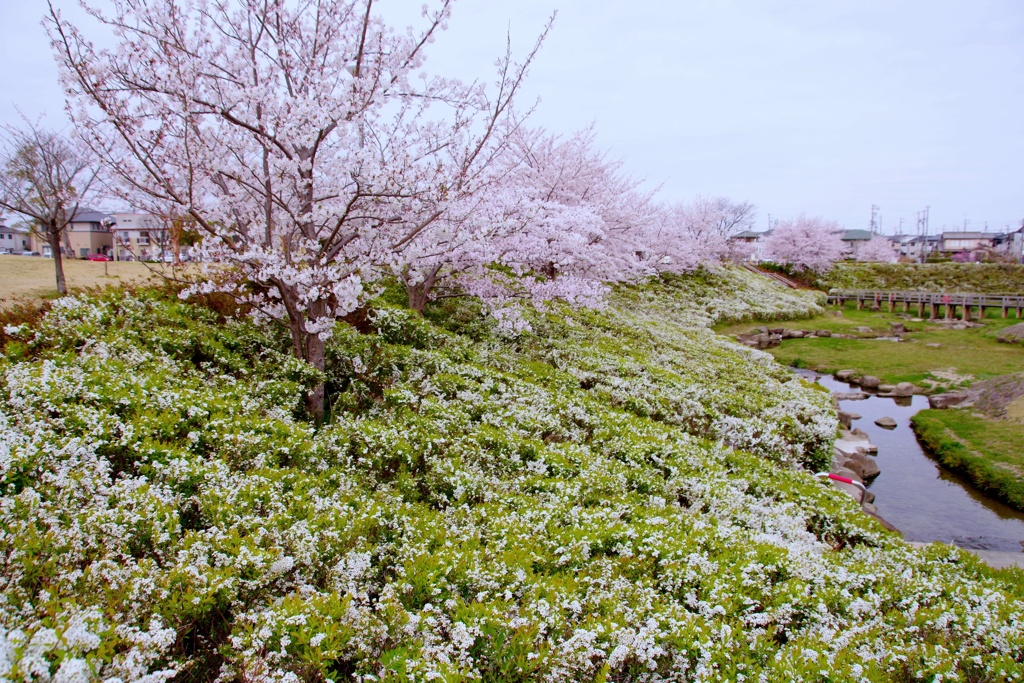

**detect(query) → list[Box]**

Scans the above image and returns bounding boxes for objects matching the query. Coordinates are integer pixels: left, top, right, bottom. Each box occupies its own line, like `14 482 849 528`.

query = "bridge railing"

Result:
826 289 1024 319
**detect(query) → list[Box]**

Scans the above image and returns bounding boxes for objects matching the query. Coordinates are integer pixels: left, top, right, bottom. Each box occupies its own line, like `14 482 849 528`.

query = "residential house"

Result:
840 229 874 259
111 212 168 261
939 231 994 258
905 234 941 262
991 227 1024 263
0 217 32 253
31 209 115 258
728 230 769 262
886 234 917 260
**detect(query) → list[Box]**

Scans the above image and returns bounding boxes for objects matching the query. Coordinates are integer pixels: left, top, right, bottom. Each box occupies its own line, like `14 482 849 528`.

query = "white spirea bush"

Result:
0 271 1021 682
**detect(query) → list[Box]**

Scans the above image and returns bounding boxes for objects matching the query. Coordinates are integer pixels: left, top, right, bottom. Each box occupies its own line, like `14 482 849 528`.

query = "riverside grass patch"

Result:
722 303 1024 389
0 270 1022 682
911 410 1024 512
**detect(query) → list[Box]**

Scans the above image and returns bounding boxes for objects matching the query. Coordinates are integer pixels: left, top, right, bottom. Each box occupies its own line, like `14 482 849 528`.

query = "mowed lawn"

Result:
717 303 1024 390
0 255 167 307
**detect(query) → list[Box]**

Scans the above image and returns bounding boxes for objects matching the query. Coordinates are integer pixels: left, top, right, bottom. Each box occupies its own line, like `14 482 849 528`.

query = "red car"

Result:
87 253 112 262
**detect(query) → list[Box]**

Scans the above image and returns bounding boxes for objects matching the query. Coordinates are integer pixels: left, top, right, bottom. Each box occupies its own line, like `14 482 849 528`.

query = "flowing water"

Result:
805 372 1024 553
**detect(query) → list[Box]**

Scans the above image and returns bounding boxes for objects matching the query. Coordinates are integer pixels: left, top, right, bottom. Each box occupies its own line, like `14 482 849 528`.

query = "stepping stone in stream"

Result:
874 416 897 429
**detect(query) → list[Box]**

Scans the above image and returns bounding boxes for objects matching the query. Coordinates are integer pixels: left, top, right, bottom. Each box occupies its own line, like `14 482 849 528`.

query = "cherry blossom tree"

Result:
763 215 846 273
49 0 547 419
395 125 656 322
855 234 899 263
0 120 101 294
488 126 652 300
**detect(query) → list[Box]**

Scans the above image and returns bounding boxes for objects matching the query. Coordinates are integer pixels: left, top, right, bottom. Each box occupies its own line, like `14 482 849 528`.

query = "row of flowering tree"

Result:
45 0 866 417
763 217 898 272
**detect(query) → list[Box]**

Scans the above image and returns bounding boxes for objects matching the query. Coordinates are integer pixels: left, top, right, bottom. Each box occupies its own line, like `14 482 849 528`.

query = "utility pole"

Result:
916 206 930 263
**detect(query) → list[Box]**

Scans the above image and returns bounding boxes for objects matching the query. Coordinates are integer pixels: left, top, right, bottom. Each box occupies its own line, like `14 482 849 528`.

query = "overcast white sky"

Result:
2 0 1022 233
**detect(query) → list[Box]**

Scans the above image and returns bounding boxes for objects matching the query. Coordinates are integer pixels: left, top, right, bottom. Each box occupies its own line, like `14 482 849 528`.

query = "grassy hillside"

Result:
1 269 1022 682
823 262 1024 293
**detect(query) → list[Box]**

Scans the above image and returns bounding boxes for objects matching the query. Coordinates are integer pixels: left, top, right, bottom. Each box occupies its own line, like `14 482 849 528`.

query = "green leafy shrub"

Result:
1 277 1022 682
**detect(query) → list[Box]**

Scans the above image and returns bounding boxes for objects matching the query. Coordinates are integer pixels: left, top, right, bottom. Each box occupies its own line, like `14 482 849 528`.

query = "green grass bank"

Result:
718 303 1024 391
911 409 1024 511
822 261 1024 293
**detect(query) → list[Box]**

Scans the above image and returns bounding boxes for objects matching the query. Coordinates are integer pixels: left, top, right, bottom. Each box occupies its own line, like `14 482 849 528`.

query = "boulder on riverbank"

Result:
926 372 1024 418
996 323 1024 344
929 391 971 409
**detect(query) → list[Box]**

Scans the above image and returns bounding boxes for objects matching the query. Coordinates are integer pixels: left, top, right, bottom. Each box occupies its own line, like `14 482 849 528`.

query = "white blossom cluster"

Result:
1 275 1022 682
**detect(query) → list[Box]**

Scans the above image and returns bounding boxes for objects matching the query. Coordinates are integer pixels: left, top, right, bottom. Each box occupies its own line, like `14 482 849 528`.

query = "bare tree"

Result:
0 120 100 294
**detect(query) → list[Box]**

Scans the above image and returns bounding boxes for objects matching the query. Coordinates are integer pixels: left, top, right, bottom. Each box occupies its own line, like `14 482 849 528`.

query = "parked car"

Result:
0 248 12 255
18 251 41 257
87 253 112 262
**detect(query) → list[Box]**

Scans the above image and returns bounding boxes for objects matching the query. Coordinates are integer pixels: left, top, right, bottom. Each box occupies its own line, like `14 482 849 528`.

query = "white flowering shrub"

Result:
1 276 1022 682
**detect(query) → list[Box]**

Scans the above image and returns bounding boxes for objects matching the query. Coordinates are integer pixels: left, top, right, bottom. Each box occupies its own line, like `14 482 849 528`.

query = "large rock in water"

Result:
874 416 897 429
858 375 881 389
997 324 1024 344
894 382 917 397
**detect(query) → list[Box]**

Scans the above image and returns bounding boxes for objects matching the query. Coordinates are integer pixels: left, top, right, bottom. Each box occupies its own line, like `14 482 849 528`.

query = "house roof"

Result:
71 209 115 224
730 230 763 239
841 229 874 241
941 231 992 240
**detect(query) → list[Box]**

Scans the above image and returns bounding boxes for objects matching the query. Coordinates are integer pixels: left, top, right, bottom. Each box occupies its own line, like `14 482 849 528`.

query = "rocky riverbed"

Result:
799 370 1024 566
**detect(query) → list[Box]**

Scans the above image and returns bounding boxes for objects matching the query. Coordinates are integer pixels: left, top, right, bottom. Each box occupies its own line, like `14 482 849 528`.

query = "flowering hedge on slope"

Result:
1 273 1022 682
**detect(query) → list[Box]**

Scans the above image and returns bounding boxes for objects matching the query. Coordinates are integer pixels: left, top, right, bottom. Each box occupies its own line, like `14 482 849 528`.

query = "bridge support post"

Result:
918 301 924 317
962 301 970 321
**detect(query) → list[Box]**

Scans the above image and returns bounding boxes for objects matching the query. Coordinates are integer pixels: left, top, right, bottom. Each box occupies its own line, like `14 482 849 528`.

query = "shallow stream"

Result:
806 372 1024 553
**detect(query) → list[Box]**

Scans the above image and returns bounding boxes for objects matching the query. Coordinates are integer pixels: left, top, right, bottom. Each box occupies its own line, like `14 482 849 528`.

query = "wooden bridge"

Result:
827 288 1024 321
828 289 1024 320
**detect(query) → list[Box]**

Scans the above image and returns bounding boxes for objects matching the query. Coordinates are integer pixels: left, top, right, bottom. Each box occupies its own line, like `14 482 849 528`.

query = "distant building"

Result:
729 229 768 261
0 217 32 253
840 229 874 258
112 212 168 261
939 231 994 257
30 209 115 258
886 234 918 260
990 227 1023 262
904 234 941 262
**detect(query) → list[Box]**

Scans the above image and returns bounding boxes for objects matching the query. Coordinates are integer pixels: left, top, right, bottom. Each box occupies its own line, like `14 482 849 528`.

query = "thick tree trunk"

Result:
303 331 326 422
404 265 441 314
47 228 68 295
276 280 329 422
